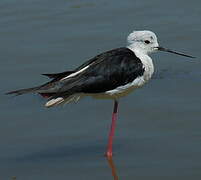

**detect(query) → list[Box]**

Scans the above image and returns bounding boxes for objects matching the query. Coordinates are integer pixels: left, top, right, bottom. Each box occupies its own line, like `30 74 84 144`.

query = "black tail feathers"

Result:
6 86 40 96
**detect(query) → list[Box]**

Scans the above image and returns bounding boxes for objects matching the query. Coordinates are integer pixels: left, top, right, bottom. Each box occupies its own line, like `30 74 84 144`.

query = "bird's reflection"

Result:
106 157 119 180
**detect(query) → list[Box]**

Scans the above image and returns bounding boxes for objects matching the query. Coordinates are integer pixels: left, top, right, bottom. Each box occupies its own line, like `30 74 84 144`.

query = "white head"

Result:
127 30 159 55
127 30 195 58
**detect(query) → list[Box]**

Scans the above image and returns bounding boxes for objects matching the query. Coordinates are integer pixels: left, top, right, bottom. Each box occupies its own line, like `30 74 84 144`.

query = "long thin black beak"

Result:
157 47 195 58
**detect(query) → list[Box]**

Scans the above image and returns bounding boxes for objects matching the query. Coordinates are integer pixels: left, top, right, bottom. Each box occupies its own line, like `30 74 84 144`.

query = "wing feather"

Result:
48 48 144 100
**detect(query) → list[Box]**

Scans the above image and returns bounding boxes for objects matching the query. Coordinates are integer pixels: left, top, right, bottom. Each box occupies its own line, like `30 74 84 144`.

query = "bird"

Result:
6 30 194 157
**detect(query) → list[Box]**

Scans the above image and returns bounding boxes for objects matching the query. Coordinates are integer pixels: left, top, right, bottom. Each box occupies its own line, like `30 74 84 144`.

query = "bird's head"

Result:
127 30 195 58
127 30 159 54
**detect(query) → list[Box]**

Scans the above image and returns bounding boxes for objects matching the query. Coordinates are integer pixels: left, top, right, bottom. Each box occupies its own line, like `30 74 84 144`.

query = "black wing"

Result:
50 47 145 99
42 71 75 79
41 50 104 80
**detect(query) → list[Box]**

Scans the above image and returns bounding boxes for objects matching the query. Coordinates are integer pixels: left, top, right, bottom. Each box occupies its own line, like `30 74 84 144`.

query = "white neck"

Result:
127 45 154 81
127 44 148 56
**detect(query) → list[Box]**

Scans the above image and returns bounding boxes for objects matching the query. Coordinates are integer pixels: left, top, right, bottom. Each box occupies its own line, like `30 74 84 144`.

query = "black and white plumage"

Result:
7 30 194 107
7 47 146 107
6 30 195 157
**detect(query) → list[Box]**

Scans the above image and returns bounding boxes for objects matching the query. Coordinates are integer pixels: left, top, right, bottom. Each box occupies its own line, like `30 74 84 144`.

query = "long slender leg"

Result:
106 156 119 180
105 100 119 157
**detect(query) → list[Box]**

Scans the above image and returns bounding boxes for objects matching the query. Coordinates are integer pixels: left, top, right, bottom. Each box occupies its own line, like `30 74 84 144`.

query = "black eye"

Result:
144 40 150 44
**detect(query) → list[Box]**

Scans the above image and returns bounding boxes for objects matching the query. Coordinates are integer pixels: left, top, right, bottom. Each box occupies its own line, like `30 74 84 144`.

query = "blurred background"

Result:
0 0 201 179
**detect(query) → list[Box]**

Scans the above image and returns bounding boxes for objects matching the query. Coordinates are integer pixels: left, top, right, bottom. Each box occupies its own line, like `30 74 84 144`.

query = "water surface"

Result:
0 0 201 179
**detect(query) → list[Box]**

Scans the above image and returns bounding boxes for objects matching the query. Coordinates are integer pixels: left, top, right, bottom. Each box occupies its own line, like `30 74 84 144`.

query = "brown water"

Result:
1 0 201 179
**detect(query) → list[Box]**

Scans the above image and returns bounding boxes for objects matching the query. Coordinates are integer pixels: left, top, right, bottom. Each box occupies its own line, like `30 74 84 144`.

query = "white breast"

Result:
134 50 154 81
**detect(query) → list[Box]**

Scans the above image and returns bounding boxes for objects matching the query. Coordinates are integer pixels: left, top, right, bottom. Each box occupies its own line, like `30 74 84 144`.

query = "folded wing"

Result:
46 48 144 107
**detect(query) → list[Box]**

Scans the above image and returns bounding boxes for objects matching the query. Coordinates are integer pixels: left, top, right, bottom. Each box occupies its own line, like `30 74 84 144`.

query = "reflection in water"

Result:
106 157 119 180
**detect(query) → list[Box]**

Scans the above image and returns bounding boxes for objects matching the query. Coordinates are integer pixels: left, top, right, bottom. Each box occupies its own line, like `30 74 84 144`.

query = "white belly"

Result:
89 75 146 100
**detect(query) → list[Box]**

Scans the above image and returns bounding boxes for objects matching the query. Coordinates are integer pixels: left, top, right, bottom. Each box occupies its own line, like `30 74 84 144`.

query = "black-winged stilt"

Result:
7 30 194 157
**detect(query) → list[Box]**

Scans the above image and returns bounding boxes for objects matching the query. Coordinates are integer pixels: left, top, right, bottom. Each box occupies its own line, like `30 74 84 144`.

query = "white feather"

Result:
45 97 64 107
60 65 89 81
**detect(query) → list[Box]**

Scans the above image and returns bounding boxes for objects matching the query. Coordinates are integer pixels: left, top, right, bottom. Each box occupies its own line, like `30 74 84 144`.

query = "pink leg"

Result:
105 100 119 157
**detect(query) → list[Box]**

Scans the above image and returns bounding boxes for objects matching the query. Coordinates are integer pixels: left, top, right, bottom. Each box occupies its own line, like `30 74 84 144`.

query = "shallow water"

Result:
1 0 201 179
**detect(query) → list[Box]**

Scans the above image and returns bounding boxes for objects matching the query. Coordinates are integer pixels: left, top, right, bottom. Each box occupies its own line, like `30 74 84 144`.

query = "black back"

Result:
49 47 145 98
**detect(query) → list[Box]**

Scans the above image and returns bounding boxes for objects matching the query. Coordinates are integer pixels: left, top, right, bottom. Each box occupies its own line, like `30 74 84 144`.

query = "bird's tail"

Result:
6 86 41 96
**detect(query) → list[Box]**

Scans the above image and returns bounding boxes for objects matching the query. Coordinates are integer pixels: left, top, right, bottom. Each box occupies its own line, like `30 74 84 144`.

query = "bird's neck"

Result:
127 44 148 56
127 45 154 81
